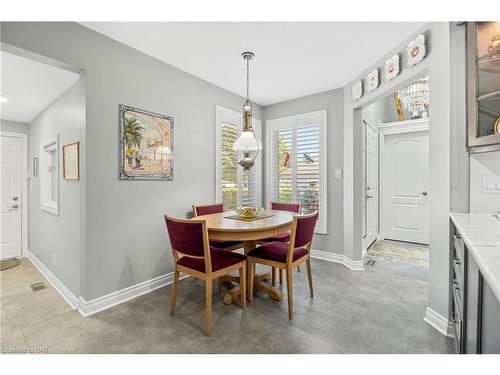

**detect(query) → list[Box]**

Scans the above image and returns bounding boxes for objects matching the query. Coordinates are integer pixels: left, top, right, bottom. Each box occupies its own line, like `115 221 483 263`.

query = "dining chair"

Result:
259 202 302 284
192 203 243 251
165 215 247 336
247 211 317 319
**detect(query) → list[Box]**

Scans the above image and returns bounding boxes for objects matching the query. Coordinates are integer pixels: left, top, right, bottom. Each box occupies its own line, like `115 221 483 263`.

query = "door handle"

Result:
11 204 19 209
366 195 374 199
421 191 428 196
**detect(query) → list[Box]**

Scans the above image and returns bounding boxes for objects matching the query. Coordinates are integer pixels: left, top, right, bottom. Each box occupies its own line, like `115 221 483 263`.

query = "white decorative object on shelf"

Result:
383 54 400 82
351 80 363 102
405 34 426 68
366 69 379 93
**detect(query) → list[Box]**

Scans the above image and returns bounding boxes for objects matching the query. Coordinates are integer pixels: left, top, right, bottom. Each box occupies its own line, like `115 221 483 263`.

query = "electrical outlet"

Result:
334 168 343 179
52 253 57 266
483 176 500 194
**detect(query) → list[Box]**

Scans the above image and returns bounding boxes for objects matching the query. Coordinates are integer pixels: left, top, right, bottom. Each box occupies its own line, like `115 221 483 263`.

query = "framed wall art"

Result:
351 80 363 102
405 34 426 68
366 68 379 93
63 141 80 180
119 104 174 181
383 54 400 83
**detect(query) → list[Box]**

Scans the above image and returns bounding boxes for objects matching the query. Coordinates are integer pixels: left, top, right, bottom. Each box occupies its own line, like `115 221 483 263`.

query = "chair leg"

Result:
286 267 293 319
271 267 276 286
205 279 213 336
279 269 283 284
170 270 180 316
239 265 246 309
248 258 255 302
306 259 314 298
297 265 301 272
217 276 223 292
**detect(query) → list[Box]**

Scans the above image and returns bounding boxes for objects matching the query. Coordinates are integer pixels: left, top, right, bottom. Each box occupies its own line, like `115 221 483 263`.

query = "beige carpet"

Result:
0 258 21 271
366 240 429 267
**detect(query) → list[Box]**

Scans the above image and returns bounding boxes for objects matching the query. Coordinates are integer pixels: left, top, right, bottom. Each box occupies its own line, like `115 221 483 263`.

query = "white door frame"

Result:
0 130 29 257
362 118 379 256
378 118 429 243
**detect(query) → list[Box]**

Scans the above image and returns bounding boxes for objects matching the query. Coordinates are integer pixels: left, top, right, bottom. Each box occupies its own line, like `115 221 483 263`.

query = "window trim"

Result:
40 134 59 215
266 110 327 234
215 105 262 208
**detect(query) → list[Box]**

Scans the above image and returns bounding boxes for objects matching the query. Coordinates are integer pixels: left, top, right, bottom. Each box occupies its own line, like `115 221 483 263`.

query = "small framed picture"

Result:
352 80 363 102
405 34 426 68
383 54 400 82
366 68 379 93
63 141 80 180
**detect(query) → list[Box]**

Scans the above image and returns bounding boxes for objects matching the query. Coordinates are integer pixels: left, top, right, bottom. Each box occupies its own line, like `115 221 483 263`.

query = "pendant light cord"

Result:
246 56 250 101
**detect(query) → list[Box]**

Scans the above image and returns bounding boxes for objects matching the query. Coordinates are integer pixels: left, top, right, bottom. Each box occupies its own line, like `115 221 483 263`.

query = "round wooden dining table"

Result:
194 209 294 304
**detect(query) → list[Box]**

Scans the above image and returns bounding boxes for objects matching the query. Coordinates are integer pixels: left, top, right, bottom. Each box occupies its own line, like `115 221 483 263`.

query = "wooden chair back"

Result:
192 203 224 217
164 215 212 274
286 211 318 264
270 201 301 213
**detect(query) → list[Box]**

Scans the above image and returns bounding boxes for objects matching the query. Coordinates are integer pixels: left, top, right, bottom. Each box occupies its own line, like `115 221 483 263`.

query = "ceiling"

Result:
82 22 424 106
0 51 80 124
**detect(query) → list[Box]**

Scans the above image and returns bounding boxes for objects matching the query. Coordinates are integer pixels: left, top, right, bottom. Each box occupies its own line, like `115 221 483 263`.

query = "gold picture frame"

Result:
63 141 80 180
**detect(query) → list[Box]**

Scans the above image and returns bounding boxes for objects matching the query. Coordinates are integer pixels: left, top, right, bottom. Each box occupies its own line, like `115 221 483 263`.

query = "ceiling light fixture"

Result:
233 51 262 170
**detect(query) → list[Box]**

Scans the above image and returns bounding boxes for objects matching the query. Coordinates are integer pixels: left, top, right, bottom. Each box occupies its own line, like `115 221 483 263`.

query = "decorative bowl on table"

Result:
235 206 264 219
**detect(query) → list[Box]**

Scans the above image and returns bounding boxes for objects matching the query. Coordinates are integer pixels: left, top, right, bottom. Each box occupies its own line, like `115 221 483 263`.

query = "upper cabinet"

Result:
467 22 500 149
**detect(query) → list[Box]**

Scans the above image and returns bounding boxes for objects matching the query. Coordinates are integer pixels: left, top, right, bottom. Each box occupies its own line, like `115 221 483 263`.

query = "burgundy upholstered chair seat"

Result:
177 247 246 273
209 239 243 250
260 232 290 243
247 241 308 263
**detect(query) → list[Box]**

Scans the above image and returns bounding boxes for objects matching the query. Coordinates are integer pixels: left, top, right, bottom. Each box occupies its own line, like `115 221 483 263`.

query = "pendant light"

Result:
233 51 262 170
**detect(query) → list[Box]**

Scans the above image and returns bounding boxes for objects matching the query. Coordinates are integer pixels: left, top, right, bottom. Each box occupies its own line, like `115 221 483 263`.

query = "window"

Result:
266 110 327 234
40 135 59 215
216 105 261 209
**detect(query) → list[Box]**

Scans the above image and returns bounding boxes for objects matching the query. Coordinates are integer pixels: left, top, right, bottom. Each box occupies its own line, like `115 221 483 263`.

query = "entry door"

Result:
0 135 23 260
382 130 429 244
365 123 379 248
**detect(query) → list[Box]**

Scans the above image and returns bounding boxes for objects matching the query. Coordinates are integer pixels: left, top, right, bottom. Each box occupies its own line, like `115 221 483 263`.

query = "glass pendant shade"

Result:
233 130 262 151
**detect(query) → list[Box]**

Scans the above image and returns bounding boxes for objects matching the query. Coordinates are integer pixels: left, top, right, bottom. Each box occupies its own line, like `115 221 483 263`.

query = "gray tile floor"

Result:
0 257 455 354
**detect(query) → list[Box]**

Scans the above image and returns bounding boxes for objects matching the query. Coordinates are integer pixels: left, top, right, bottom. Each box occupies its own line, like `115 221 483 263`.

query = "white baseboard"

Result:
310 249 365 271
78 273 188 317
27 251 79 310
423 307 454 337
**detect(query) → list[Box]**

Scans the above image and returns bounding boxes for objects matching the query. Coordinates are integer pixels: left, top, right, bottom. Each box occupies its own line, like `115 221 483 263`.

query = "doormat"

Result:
366 240 429 267
0 258 21 271
224 213 275 221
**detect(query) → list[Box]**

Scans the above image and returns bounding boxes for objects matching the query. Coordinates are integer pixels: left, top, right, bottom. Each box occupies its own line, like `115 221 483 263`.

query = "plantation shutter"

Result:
267 110 326 234
271 126 293 203
220 122 239 210
296 123 320 214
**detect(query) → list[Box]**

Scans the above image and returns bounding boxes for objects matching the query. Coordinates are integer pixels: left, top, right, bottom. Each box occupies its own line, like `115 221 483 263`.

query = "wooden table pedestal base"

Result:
222 272 283 305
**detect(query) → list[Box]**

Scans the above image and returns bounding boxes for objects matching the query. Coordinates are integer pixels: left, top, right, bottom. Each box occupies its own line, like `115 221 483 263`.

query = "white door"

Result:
382 130 429 244
365 123 379 248
0 135 23 260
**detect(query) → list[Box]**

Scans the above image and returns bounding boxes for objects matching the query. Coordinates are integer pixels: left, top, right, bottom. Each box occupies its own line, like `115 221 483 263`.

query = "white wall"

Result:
469 151 500 214
28 80 84 296
0 119 29 134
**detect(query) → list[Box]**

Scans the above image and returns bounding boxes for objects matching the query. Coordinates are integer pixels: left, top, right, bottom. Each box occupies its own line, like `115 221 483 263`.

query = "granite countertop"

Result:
450 212 500 302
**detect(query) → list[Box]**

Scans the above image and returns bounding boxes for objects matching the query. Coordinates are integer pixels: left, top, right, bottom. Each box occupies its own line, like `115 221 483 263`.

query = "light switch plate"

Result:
334 168 343 179
482 176 500 194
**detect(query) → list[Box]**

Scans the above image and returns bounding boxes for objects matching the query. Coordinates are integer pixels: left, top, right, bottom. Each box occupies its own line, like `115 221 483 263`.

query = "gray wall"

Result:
343 23 454 323
0 119 29 134
1 22 262 300
263 88 344 254
362 99 387 126
28 81 84 296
